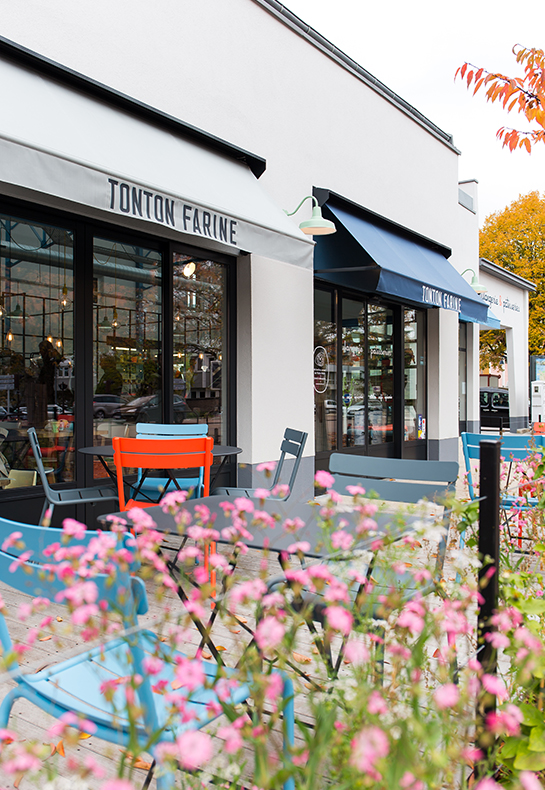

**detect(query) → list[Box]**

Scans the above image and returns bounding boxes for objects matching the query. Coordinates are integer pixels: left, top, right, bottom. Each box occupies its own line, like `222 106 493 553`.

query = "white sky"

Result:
283 0 545 225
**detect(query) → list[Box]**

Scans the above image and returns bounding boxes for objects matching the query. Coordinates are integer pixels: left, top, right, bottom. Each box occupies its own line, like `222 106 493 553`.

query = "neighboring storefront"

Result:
312 193 488 466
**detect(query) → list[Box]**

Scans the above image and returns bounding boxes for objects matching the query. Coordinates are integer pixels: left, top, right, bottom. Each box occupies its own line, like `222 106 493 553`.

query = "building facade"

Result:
0 0 493 522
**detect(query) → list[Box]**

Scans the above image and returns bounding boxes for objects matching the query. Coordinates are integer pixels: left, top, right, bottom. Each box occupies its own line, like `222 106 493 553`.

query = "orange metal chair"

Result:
112 435 217 595
112 435 213 511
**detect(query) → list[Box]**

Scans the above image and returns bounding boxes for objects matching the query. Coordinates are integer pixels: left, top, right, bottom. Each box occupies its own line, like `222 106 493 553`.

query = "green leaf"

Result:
529 726 545 752
515 740 545 771
501 736 520 759
519 599 545 614
520 703 544 727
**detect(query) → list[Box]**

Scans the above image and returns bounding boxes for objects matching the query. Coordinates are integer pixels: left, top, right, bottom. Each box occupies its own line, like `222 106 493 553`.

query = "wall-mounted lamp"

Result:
461 268 487 295
6 330 13 343
183 261 196 277
285 195 336 236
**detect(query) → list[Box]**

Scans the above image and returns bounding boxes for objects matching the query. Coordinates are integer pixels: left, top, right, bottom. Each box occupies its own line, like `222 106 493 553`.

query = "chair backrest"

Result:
113 435 214 510
0 516 145 660
329 453 459 503
461 432 545 500
136 423 208 438
27 427 55 497
6 469 37 488
271 428 308 494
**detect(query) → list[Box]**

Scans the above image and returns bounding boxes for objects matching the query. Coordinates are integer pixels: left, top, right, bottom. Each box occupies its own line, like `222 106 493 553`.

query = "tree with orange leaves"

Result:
456 46 545 152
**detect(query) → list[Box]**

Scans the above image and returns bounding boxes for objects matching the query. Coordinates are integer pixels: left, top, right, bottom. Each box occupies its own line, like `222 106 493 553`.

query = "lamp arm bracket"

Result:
284 195 318 217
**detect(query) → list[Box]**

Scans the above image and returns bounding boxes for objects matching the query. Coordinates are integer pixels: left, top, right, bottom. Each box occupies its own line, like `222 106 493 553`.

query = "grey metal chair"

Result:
27 427 118 525
210 427 307 501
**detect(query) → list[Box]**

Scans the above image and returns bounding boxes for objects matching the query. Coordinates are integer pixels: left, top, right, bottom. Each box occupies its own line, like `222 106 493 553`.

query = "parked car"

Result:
93 394 124 420
119 393 187 422
480 387 510 429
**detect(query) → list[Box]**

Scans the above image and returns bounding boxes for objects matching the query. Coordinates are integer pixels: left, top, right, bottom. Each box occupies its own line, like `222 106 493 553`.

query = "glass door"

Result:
314 288 337 453
92 237 162 467
341 297 366 449
367 304 394 448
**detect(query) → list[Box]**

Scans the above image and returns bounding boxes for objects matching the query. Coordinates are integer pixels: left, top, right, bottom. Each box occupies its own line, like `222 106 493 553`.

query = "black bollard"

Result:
475 438 501 776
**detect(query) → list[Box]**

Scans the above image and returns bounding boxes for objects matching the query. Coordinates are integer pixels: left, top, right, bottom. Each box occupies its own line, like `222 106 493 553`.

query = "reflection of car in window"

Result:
93 394 124 420
119 394 187 422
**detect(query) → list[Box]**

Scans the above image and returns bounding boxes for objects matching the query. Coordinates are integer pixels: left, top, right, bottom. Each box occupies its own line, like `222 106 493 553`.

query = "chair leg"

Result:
0 688 19 727
282 675 295 790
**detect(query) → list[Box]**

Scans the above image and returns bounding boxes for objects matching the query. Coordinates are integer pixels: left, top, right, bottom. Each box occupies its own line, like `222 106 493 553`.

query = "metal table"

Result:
79 444 242 489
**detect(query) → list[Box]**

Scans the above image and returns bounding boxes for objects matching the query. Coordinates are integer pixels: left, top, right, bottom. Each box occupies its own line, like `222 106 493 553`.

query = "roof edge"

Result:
252 0 460 155
479 257 537 292
0 35 267 178
315 187 452 259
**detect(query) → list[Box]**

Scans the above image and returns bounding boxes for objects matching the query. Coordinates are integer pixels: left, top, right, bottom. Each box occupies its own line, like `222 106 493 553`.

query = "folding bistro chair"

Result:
28 427 118 526
211 427 307 500
268 454 459 680
134 423 209 501
112 435 213 511
0 515 295 790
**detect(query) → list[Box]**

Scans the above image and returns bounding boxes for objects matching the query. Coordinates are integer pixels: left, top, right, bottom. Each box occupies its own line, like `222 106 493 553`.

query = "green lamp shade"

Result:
299 206 336 236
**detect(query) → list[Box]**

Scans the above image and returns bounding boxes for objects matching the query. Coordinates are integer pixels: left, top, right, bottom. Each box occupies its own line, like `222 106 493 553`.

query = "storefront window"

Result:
404 308 427 441
0 214 75 484
314 289 337 453
93 238 162 455
459 321 467 429
342 298 366 448
172 254 227 443
368 304 394 445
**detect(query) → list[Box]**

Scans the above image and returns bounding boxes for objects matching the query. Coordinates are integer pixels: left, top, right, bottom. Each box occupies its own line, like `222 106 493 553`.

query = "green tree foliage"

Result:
480 191 545 356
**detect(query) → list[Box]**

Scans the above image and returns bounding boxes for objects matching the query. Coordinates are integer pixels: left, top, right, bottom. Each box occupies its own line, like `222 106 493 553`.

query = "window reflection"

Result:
0 215 75 485
173 254 226 444
404 309 426 441
368 305 394 445
314 289 337 452
92 238 162 469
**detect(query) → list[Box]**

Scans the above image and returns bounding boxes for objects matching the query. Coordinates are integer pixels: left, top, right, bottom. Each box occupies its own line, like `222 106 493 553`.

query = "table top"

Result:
99 495 413 559
79 444 242 458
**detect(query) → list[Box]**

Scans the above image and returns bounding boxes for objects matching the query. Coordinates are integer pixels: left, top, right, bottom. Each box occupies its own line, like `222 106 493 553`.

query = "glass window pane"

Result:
173 254 226 443
342 298 366 448
404 308 427 441
368 304 394 445
93 238 162 467
314 289 337 453
0 215 75 486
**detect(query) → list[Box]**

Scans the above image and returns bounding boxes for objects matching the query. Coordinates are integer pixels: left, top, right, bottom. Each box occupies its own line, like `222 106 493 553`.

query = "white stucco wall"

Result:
479 267 532 429
0 0 470 463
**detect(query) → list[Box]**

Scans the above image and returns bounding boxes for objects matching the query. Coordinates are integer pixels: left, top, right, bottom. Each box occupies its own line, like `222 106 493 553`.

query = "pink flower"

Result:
255 617 285 651
433 683 460 710
397 608 424 636
474 779 501 790
367 691 388 715
400 773 425 790
486 704 523 736
346 484 366 496
256 461 276 473
62 518 86 540
1 531 22 551
174 657 205 691
520 772 543 790
287 541 311 554
254 488 271 499
264 672 283 701
143 656 164 675
350 726 389 775
282 517 306 534
217 722 244 753
101 781 136 790
331 530 354 551
9 550 32 572
344 640 369 665
175 730 213 770
315 470 335 489
234 497 254 513
325 606 353 635
482 674 508 701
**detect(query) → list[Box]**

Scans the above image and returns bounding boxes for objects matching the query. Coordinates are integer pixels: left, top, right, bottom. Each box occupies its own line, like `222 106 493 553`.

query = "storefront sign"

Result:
313 346 329 393
482 292 520 313
421 286 461 313
107 178 238 245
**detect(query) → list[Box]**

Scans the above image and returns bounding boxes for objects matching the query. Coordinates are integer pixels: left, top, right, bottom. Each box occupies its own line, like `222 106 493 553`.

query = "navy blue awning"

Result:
460 307 501 329
318 204 488 323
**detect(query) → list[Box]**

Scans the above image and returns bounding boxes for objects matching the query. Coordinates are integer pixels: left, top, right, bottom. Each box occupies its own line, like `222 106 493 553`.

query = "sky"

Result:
283 0 545 225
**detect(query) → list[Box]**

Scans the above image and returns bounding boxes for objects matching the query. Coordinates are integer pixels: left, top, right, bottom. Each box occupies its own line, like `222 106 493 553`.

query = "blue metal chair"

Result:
27 427 118 526
211 428 307 501
0 515 295 790
134 423 209 502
